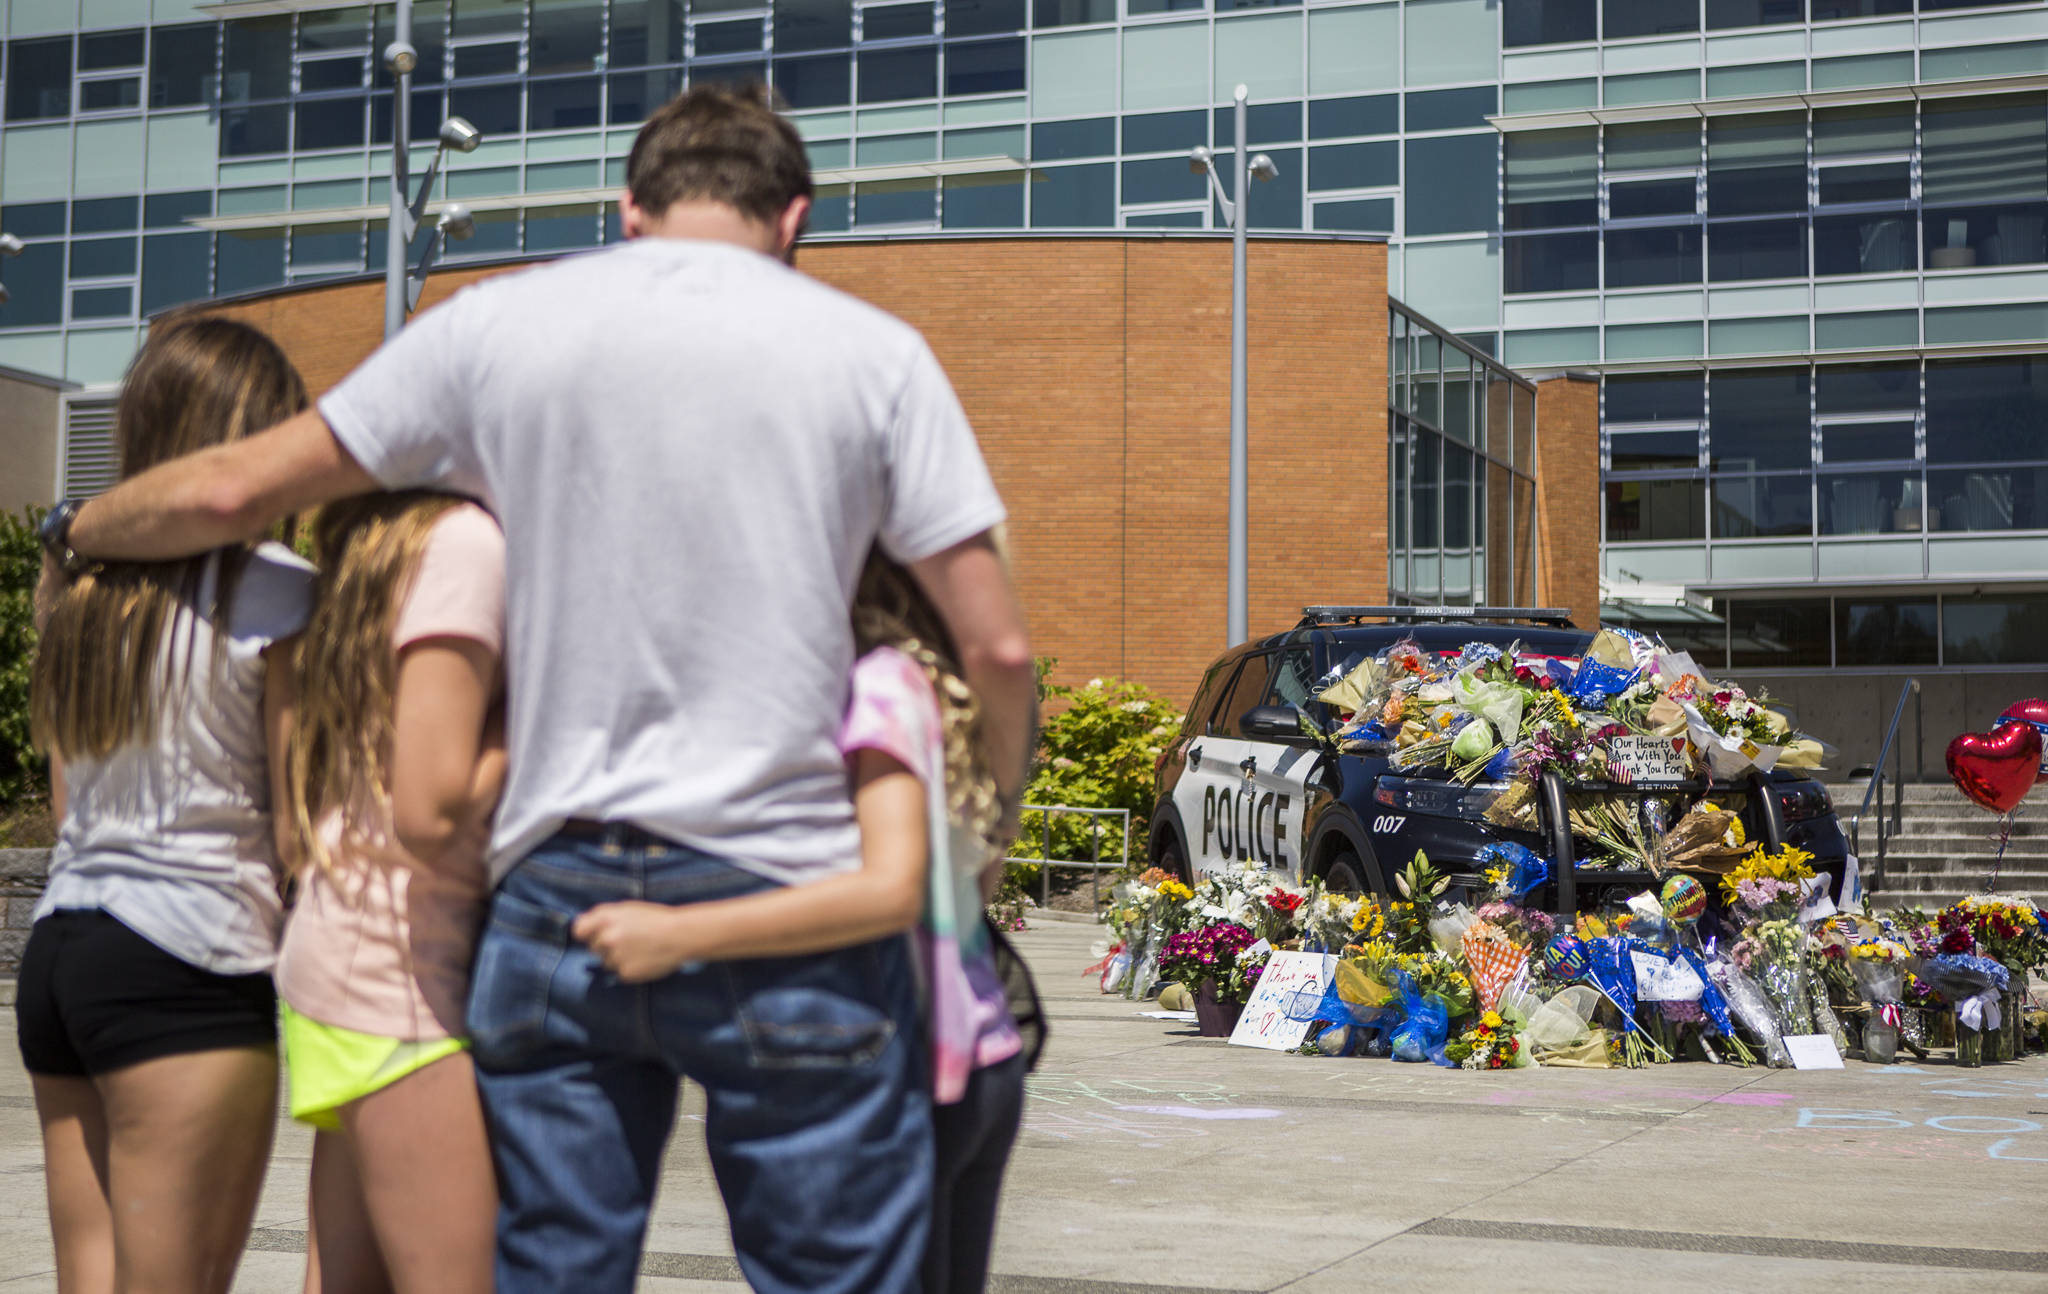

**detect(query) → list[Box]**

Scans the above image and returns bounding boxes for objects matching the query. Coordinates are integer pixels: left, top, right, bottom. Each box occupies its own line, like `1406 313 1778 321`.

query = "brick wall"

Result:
1534 374 1601 630
206 235 1410 705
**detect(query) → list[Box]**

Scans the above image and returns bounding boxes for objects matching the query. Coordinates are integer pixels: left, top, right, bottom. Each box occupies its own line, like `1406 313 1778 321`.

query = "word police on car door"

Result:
1171 649 1314 880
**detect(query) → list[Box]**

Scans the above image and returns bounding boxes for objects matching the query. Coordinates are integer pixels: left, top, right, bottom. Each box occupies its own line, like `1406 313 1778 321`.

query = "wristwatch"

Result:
37 498 90 575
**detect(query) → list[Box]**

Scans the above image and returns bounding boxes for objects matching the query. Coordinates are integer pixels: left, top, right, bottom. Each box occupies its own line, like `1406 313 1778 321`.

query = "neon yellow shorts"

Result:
279 1003 467 1131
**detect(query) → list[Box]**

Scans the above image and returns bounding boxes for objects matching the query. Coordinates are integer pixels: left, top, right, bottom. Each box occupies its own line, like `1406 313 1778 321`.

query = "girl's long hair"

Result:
852 550 1001 851
286 491 466 874
30 315 308 761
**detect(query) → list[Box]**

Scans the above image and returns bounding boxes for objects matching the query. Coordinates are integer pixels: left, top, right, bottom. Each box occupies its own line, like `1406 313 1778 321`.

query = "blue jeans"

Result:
465 833 932 1294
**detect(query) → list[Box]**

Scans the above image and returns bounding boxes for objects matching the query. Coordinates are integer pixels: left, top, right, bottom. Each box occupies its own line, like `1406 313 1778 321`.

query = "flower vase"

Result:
1957 1020 1983 1067
1193 980 1244 1038
1863 1017 1898 1065
2007 973 2029 1058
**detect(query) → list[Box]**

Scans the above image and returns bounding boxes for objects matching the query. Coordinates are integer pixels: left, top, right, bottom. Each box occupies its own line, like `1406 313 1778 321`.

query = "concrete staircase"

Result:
1850 781 2048 912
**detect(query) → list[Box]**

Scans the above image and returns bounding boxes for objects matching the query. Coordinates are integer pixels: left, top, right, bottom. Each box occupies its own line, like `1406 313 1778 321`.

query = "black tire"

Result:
1322 851 1365 893
1156 833 1192 885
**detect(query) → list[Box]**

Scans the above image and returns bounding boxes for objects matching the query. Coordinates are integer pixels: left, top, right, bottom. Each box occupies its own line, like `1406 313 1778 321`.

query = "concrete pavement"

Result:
3 918 2046 1291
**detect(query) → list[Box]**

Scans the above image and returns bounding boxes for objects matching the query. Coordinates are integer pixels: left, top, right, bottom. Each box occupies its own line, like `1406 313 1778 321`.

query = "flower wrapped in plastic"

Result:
1289 944 1404 1057
1461 921 1529 1015
1391 971 1454 1067
1445 1010 1529 1070
1708 957 1793 1067
1915 952 2011 1033
1850 941 1909 1063
1740 918 1842 1057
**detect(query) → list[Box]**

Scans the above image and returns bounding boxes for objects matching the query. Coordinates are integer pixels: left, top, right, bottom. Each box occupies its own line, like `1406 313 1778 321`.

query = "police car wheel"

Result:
1322 852 1365 894
1157 834 1192 885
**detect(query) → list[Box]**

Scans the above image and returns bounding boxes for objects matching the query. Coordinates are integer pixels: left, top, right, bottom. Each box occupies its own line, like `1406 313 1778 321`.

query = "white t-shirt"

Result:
38 543 315 975
318 237 1006 886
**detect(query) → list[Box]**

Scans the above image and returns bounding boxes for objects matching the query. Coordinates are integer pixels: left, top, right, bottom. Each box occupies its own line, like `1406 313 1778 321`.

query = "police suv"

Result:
1147 606 1849 909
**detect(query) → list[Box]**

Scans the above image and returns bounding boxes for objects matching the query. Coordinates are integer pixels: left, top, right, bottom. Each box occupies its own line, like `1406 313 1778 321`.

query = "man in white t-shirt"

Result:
54 85 1036 1294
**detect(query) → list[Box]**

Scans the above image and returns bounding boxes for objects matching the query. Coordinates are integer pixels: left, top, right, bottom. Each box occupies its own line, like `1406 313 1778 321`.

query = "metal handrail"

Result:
1002 804 1132 914
1849 678 1923 893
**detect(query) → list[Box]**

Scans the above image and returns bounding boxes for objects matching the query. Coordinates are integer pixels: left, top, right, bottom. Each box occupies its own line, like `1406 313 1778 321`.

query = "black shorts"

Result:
16 909 277 1077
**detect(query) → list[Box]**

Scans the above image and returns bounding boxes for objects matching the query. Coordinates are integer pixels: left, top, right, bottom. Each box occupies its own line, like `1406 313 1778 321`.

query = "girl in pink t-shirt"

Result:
573 549 1026 1294
275 495 506 1294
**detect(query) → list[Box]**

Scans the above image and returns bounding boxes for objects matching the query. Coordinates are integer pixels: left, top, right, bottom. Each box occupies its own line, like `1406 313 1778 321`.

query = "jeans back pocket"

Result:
727 946 899 1071
465 890 573 1067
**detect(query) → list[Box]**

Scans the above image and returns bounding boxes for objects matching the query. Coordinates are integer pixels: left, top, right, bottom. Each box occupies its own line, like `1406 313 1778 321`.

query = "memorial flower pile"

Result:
1446 1011 1525 1070
1156 921 1268 1006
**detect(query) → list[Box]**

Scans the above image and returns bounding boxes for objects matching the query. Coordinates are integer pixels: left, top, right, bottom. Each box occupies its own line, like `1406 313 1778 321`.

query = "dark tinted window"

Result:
1403 135 1495 235
1713 474 1811 538
1209 654 1276 736
694 17 764 53
221 104 292 155
942 176 1022 227
528 76 602 129
2 203 66 237
530 0 604 69
1606 374 1704 423
1244 146 1299 229
1030 163 1112 226
1605 0 1695 36
1706 0 1802 24
609 0 685 65
858 46 936 101
862 2 930 38
1944 594 2048 664
72 196 139 232
1266 648 1319 712
1314 197 1394 231
1503 0 1595 45
1123 156 1206 204
944 39 1023 96
296 96 368 149
1836 598 1937 666
1504 231 1597 293
451 81 522 133
1926 359 2048 465
1031 0 1114 23
1816 362 1916 414
79 28 145 68
0 242 63 325
775 54 849 108
70 237 136 278
1814 213 1915 276
1729 599 1830 668
1708 217 1806 281
1607 224 1701 287
72 285 134 318
7 37 73 120
946 0 1026 34
1710 368 1811 471
1033 117 1113 160
1215 101 1300 146
1405 86 1495 132
223 17 292 100
215 229 285 295
150 25 216 106
454 42 520 75
1308 141 1396 191
141 231 212 314
1123 110 1205 154
1707 114 1805 216
1309 94 1397 139
1606 479 1706 541
607 68 681 124
145 191 212 227
1609 427 1699 471
775 0 853 51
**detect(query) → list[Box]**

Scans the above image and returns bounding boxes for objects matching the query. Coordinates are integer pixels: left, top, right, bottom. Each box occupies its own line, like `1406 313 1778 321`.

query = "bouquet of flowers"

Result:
1446 1010 1527 1070
1938 896 2046 972
1156 920 1268 1006
1850 940 1909 1063
1708 956 1793 1067
1719 844 1816 918
1105 869 1198 999
1296 883 1368 953
1195 860 1303 945
1737 917 1842 1056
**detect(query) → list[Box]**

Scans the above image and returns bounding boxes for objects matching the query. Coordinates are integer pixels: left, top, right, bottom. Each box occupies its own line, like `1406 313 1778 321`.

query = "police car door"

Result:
1172 650 1313 882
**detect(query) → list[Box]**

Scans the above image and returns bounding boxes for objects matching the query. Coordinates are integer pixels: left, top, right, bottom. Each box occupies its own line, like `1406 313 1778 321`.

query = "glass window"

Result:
81 29 146 68
299 56 366 92
694 16 764 53
1124 209 1203 226
72 197 138 233
0 241 62 325
150 25 217 107
775 54 849 107
858 46 936 101
1308 141 1396 191
1406 86 1494 133
1606 479 1705 542
691 58 766 86
296 96 368 149
1605 121 1699 174
7 37 74 121
1710 368 1810 471
1816 363 1914 414
221 104 292 155
1945 595 2048 665
69 237 136 278
1504 0 1595 46
3 205 65 239
1714 473 1811 538
1729 599 1831 668
1814 212 1916 276
1030 162 1112 225
450 0 522 39
1819 469 1922 533
71 285 133 319
289 223 361 266
1813 104 1912 158
373 1 447 85
1820 421 1914 462
1610 426 1699 471
1706 0 1802 25
945 38 1023 94
610 0 685 65
942 175 1023 226
1930 466 2048 531
1809 0 1907 15
1032 0 1115 23
777 0 854 52
224 18 292 101
1923 97 2048 270
1127 0 1204 13
1607 374 1704 423
1403 135 1495 236
1309 95 1397 140
1817 161 1908 206
1313 197 1394 231
1707 113 1804 217
1404 0 1494 85
1609 176 1693 220
1033 117 1114 159
216 229 286 295
1836 598 1937 666
1209 654 1275 736
451 82 522 132
526 204 601 250
140 231 211 313
144 191 211 227
608 67 682 122
371 86 447 142
1411 427 1442 569
79 79 142 112
1708 217 1805 281
1122 110 1204 153
1607 224 1702 287
1505 128 1594 230
947 0 1026 34
862 2 932 39
1213 101 1300 147
454 43 520 76
1504 231 1597 292
1244 145 1299 229
1122 156 1205 204
1926 359 2048 465
527 76 601 129
1605 0 1696 38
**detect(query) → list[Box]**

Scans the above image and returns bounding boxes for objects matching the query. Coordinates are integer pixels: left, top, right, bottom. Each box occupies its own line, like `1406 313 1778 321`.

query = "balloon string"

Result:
1986 810 2013 894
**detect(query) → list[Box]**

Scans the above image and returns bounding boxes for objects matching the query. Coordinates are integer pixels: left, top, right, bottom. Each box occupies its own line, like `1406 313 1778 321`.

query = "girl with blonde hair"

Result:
19 315 314 1293
273 490 506 1294
575 546 1028 1294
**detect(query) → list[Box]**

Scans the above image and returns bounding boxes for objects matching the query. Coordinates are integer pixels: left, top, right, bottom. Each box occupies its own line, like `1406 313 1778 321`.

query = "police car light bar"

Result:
1299 605 1577 627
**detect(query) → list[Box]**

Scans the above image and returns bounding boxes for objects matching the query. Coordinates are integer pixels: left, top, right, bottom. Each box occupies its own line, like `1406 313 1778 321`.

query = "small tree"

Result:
0 509 48 812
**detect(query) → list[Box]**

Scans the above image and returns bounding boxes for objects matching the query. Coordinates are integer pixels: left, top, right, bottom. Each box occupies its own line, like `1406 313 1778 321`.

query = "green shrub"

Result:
0 509 46 809
1004 672 1182 895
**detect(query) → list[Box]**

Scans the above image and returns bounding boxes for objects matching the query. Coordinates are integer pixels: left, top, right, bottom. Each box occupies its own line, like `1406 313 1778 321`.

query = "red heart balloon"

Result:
1948 724 2042 814
1998 698 2048 729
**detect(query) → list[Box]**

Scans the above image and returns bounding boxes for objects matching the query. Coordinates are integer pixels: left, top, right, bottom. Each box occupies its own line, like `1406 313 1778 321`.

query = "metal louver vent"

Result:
61 395 120 498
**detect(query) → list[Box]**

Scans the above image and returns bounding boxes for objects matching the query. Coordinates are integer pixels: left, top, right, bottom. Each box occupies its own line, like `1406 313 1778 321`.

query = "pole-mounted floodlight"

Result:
1185 85 1280 648
405 203 475 310
382 0 486 340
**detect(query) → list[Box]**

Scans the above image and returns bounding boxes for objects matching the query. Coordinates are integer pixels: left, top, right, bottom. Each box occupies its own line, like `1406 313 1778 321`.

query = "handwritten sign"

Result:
1607 734 1691 786
1228 951 1331 1052
1630 949 1705 1002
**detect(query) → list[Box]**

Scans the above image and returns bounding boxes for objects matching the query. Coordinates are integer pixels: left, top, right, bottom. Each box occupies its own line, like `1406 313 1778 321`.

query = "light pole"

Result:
1189 84 1279 648
382 8 483 338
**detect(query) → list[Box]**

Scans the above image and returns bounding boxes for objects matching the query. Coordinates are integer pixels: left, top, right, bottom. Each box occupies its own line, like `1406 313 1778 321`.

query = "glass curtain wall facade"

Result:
2 0 2046 668
1389 302 1538 607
